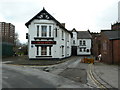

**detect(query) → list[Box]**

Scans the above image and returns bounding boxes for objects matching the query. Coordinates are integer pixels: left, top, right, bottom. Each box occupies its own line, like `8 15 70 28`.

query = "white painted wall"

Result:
72 31 78 46
28 19 71 59
77 39 91 55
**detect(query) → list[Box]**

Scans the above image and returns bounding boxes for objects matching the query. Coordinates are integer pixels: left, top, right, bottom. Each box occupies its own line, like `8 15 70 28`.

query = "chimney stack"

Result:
61 23 65 28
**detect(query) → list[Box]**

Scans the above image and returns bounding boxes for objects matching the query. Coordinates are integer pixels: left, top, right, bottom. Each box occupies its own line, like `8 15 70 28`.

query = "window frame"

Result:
37 25 39 37
49 46 51 55
41 25 47 37
79 40 82 46
62 30 64 40
83 40 86 46
41 46 47 55
49 26 51 37
79 48 82 52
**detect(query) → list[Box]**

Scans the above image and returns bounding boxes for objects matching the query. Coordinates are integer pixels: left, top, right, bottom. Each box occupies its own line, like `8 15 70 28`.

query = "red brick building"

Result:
91 32 101 59
100 30 120 64
111 22 120 30
0 22 15 44
0 22 15 57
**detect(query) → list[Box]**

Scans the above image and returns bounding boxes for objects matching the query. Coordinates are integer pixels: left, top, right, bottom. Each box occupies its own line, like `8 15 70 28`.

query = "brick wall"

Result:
91 33 101 59
111 22 120 30
113 40 120 64
100 32 113 64
101 32 120 64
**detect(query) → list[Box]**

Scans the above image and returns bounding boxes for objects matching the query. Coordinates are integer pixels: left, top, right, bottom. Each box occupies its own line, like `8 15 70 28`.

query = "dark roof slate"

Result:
102 31 120 40
77 31 92 39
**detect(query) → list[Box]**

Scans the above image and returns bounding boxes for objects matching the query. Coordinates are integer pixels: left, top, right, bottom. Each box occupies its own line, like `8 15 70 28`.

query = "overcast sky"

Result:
0 0 119 43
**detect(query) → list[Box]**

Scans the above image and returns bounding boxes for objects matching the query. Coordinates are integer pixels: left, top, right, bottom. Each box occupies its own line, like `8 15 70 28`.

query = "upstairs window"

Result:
55 28 57 37
83 40 86 46
73 40 75 44
49 26 51 37
62 31 64 40
41 26 47 37
79 40 82 46
37 25 39 36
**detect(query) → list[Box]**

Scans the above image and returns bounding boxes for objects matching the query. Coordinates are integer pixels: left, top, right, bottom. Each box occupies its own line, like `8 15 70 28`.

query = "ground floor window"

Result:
79 47 86 52
41 46 47 55
86 49 89 52
83 47 86 52
37 46 39 55
49 46 51 55
62 46 64 56
80 48 82 52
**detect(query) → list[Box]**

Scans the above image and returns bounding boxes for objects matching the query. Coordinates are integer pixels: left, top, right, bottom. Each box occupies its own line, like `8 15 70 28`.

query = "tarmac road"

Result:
2 65 55 88
2 64 86 89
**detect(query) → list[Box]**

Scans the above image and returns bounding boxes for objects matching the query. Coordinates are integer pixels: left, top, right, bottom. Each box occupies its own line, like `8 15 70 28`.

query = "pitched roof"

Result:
71 28 77 32
25 8 70 33
102 30 120 40
77 31 92 39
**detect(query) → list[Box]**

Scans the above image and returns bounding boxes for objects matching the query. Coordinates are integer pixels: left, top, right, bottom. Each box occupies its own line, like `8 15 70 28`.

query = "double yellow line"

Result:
88 64 107 89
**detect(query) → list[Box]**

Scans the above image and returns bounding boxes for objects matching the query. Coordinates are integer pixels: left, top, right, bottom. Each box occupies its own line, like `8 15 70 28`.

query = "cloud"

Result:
0 0 119 43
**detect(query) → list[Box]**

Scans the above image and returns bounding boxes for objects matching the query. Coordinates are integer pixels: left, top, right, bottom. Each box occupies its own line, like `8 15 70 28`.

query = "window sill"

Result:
34 37 54 40
36 56 52 57
79 45 86 46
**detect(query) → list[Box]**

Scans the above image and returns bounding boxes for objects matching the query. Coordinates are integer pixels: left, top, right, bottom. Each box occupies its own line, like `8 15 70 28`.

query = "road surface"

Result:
2 63 85 88
2 64 55 88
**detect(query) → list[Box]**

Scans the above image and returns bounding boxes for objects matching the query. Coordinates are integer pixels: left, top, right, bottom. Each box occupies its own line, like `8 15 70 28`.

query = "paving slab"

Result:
94 62 118 88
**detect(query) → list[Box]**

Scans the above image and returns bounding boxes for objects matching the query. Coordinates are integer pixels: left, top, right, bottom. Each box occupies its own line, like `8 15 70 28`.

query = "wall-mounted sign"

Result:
31 41 56 44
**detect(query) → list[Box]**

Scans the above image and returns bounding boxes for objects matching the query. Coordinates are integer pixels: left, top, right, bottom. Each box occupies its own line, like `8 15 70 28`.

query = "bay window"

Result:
41 26 47 37
49 26 51 37
37 25 39 36
41 46 47 55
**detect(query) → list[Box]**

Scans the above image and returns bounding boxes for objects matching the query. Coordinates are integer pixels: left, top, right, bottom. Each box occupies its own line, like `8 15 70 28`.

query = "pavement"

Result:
93 61 119 89
2 55 76 66
2 56 119 89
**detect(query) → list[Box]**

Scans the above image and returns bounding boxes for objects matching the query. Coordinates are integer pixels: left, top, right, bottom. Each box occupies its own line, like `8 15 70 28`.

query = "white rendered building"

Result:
25 8 72 59
71 29 92 55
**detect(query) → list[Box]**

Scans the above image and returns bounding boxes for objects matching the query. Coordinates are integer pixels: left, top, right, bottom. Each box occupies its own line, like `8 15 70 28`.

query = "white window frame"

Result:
41 25 47 37
41 46 47 55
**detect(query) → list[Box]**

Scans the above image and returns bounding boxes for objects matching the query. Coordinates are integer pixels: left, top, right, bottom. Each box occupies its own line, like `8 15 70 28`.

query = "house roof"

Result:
102 30 120 40
77 31 92 39
71 28 78 32
25 8 70 33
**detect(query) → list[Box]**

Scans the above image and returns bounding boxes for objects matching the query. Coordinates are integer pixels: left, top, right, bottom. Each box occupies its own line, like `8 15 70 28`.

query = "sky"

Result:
0 0 119 43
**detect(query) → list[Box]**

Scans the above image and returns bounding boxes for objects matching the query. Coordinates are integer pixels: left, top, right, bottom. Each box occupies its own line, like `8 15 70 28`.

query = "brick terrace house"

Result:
100 30 120 64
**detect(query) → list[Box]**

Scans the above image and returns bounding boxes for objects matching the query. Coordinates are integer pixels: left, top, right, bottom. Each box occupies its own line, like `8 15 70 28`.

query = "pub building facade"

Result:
25 8 72 59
